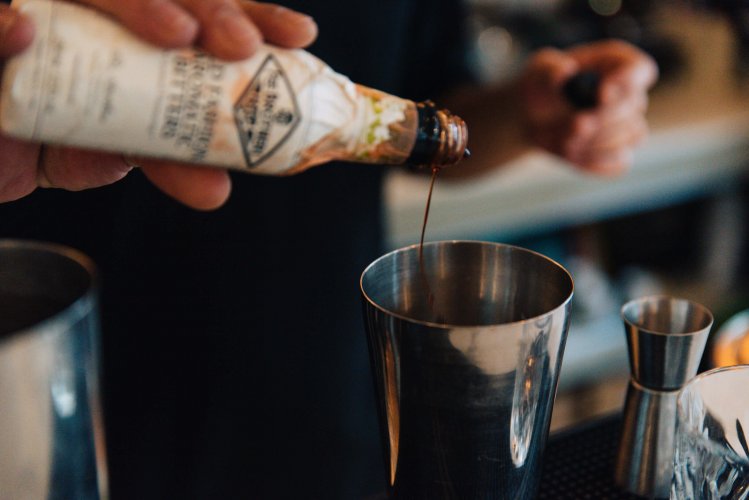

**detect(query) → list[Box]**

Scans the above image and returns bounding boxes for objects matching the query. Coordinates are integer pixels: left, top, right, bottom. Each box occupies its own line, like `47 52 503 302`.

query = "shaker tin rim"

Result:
0 239 98 346
360 239 574 329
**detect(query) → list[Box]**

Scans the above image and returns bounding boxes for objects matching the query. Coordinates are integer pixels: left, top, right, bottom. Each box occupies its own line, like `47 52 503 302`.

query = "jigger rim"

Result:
0 238 98 345
621 294 714 337
360 239 574 329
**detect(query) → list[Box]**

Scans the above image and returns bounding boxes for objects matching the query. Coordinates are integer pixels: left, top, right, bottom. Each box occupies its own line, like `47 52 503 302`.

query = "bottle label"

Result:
0 0 417 175
234 54 301 168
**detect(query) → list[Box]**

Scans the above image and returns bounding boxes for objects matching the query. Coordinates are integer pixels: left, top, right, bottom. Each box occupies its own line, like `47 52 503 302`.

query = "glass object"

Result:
0 240 107 500
671 365 749 499
1 0 468 175
360 240 573 499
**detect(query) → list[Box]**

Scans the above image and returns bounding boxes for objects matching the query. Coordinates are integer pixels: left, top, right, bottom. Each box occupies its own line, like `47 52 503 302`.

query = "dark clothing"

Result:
0 0 473 498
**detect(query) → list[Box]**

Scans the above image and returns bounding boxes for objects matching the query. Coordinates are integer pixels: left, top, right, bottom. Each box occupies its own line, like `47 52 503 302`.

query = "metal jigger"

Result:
615 296 713 499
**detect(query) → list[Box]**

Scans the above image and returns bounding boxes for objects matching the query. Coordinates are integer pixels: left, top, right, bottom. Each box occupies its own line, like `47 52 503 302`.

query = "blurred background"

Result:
384 0 749 430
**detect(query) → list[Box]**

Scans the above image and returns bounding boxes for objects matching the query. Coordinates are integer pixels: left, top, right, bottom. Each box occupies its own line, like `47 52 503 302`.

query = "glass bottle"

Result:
0 0 468 175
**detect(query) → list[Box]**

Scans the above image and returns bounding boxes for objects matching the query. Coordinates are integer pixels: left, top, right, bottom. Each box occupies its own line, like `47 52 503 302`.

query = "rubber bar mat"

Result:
537 413 640 499
368 413 641 499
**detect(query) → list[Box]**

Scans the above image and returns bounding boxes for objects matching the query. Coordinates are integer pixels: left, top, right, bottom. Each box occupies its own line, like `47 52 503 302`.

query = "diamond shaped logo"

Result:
233 55 301 169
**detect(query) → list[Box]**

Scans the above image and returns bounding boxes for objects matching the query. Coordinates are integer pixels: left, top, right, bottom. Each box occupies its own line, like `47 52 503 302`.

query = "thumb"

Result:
524 47 580 94
0 5 34 58
522 48 580 121
600 55 659 105
140 161 232 211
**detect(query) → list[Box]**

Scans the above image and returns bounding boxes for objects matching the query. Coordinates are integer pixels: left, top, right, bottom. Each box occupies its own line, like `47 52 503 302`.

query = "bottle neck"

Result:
406 101 469 168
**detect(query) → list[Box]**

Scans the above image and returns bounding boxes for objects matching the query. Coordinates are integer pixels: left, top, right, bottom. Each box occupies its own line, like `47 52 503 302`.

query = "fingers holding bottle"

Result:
140 161 232 211
177 0 318 59
0 8 40 204
565 40 657 174
241 1 317 49
567 39 659 107
80 0 317 60
0 0 316 210
0 3 34 57
81 0 200 48
521 39 657 175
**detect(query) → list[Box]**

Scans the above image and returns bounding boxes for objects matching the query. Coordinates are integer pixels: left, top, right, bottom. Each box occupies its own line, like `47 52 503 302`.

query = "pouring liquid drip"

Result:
416 141 469 323
418 166 440 314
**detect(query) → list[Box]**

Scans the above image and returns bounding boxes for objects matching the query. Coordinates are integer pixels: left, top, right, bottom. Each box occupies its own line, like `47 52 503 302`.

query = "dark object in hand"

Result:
563 71 601 109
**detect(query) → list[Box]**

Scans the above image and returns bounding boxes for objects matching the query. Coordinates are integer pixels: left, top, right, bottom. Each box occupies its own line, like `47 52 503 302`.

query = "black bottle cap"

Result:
563 71 601 109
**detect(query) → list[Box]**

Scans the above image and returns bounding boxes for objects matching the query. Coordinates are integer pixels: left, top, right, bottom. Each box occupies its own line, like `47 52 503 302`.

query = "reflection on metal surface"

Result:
511 316 552 468
384 329 400 486
621 295 712 391
361 241 573 499
51 333 78 418
0 240 106 500
615 380 680 499
616 295 712 498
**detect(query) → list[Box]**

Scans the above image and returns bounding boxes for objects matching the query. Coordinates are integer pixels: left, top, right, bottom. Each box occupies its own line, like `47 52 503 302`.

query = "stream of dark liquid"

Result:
418 166 440 316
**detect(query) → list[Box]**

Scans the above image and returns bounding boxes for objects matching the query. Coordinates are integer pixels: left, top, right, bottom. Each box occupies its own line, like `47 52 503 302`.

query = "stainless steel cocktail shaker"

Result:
361 241 574 499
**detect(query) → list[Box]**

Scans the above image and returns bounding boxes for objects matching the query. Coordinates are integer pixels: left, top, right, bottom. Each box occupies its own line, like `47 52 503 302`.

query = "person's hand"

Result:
0 1 318 209
520 39 658 175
